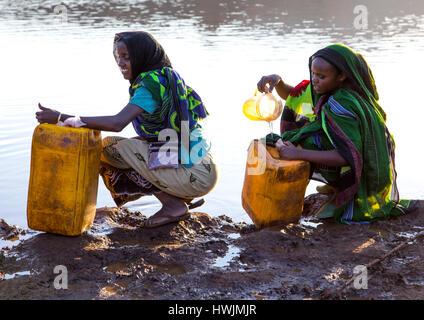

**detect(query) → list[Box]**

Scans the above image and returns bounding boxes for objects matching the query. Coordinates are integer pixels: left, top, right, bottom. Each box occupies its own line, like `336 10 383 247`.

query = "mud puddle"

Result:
1 195 424 300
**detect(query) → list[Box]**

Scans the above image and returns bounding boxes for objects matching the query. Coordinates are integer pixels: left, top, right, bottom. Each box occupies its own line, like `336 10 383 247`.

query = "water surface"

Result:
1 0 423 227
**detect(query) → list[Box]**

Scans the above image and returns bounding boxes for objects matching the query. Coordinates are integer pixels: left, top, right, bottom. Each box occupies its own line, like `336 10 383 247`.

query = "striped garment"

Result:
279 44 412 224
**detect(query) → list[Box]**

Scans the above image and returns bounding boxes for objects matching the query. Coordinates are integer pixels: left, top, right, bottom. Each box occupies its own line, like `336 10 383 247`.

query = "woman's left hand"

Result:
35 103 61 124
276 139 301 160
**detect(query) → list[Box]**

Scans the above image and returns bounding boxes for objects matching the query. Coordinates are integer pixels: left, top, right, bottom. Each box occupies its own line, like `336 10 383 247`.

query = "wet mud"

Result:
1 195 424 300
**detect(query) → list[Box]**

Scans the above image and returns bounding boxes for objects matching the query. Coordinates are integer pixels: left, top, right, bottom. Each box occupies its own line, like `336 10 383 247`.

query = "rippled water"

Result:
1 0 424 227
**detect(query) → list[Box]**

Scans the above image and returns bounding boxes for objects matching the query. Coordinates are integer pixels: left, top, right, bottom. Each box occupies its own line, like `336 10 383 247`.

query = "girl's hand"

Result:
276 139 300 161
257 74 282 93
35 103 61 124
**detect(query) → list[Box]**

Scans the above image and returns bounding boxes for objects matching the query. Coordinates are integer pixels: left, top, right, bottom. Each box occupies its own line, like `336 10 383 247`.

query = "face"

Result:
114 41 133 80
311 57 346 95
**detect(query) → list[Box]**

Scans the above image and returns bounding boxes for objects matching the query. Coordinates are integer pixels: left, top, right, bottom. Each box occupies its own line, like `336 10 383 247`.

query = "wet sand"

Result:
1 195 423 300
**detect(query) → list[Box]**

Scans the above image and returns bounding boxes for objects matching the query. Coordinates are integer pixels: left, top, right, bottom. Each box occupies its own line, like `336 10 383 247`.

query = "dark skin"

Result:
257 57 348 167
35 41 189 227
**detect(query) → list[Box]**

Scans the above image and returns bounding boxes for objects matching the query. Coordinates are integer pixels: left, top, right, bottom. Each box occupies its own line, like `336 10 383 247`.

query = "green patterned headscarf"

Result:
309 44 385 121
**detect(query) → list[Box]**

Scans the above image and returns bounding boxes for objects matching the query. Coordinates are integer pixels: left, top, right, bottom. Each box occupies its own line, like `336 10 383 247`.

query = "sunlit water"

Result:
1 0 423 228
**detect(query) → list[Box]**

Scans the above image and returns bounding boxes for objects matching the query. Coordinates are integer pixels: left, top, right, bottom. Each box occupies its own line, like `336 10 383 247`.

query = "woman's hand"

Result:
35 103 61 124
276 139 349 167
257 74 282 93
276 139 300 161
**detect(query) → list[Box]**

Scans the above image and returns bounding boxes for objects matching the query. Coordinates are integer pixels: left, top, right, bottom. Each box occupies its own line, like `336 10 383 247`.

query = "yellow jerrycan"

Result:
242 90 283 122
242 139 310 228
27 124 102 236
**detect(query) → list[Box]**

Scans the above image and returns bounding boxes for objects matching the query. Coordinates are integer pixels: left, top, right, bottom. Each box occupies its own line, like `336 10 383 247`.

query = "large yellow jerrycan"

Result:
27 124 102 236
242 139 310 228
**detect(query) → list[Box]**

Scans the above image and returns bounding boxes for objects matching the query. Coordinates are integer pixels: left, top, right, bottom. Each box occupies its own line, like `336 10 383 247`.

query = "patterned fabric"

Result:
279 44 411 224
129 67 208 139
100 164 159 207
280 80 314 134
100 136 218 202
100 136 160 207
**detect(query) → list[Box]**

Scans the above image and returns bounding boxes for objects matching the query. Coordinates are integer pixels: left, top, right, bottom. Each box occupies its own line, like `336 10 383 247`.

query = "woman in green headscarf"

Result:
257 44 416 224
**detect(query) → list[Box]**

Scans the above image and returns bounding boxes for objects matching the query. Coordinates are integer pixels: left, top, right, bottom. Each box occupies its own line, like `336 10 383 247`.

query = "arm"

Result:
274 79 294 101
276 140 348 167
79 103 145 132
36 103 147 132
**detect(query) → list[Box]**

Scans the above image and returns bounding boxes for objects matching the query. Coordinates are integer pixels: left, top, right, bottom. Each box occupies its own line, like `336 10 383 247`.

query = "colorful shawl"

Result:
279 80 314 133
279 44 410 224
130 67 208 139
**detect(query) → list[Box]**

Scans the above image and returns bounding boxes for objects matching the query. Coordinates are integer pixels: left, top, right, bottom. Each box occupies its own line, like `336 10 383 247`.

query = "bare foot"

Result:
143 191 189 228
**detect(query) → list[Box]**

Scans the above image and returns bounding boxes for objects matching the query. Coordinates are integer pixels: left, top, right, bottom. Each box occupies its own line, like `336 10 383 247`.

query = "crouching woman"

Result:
36 31 218 228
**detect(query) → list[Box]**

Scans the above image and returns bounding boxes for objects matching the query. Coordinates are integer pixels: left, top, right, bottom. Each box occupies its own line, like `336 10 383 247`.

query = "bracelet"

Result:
56 113 61 124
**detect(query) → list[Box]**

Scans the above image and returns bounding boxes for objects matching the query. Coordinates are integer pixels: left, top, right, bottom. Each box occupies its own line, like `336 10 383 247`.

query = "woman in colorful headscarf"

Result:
257 44 416 224
36 31 218 228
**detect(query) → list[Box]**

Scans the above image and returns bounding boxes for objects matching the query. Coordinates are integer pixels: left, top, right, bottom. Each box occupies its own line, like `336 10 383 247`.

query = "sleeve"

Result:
129 87 160 114
285 80 313 118
280 80 314 134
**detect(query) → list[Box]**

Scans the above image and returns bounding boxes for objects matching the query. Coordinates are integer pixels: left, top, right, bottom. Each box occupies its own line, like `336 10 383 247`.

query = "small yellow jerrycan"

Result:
27 124 102 236
242 139 310 228
242 89 283 122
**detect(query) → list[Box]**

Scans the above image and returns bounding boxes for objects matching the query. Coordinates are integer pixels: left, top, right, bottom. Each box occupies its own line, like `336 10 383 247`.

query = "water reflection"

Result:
1 0 424 41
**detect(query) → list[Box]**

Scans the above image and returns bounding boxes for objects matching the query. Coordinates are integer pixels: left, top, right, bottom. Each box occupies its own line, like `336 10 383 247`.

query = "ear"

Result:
338 72 347 83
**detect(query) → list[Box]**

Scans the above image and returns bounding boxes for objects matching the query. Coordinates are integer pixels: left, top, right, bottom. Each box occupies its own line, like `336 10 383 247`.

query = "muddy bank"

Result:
1 195 424 300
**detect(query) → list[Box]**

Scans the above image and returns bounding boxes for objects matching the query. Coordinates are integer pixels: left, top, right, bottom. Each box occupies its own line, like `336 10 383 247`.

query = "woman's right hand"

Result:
257 74 282 93
276 139 301 161
36 103 61 124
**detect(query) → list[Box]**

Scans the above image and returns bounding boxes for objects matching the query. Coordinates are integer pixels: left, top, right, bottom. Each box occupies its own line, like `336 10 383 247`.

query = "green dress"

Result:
271 44 411 224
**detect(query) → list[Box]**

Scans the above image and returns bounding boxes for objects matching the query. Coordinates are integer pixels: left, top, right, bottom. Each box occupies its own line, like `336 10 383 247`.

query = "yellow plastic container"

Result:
27 124 102 236
242 139 310 228
242 90 283 122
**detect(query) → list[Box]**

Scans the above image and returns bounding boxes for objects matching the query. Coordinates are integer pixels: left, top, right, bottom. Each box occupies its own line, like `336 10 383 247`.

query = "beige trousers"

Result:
101 136 218 200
